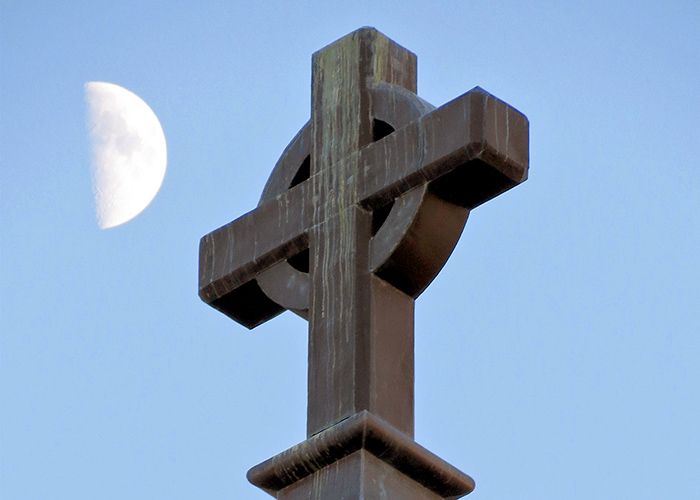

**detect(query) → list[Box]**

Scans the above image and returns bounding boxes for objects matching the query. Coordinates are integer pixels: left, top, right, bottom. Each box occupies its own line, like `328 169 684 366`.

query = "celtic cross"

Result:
199 27 528 499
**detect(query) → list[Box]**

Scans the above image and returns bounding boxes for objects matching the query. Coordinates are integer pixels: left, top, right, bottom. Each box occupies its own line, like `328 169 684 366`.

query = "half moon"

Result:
85 81 167 229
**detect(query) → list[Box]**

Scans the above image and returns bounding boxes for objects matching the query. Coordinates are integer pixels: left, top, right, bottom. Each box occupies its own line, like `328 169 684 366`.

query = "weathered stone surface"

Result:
198 27 529 498
248 411 475 499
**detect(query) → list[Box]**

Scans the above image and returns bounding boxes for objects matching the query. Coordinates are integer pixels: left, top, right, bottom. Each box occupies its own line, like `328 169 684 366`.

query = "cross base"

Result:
247 411 475 499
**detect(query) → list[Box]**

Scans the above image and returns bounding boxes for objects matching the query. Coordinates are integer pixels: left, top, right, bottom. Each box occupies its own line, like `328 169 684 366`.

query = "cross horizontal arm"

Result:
199 182 311 321
359 87 529 209
198 87 528 329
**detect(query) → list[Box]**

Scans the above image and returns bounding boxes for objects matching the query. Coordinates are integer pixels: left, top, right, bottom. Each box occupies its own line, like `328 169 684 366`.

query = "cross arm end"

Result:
426 87 529 209
359 87 529 210
198 188 310 329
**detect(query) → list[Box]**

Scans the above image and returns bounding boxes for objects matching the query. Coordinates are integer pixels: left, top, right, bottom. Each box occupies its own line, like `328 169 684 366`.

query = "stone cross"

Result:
199 27 528 499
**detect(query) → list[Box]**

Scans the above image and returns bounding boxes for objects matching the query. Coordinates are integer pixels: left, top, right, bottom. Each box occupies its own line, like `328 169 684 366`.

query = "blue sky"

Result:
1 1 699 499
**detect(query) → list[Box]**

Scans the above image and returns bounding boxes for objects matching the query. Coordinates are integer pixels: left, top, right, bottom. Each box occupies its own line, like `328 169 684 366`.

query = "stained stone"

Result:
199 27 529 499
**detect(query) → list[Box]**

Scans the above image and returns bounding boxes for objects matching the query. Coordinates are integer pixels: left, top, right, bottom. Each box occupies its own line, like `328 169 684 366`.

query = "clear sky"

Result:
2 1 699 499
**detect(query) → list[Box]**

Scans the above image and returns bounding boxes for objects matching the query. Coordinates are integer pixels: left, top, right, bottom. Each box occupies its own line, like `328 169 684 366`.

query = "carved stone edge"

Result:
247 410 475 498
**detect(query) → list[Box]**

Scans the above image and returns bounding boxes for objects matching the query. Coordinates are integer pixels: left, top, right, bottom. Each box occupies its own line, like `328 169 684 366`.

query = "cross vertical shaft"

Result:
308 29 418 437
